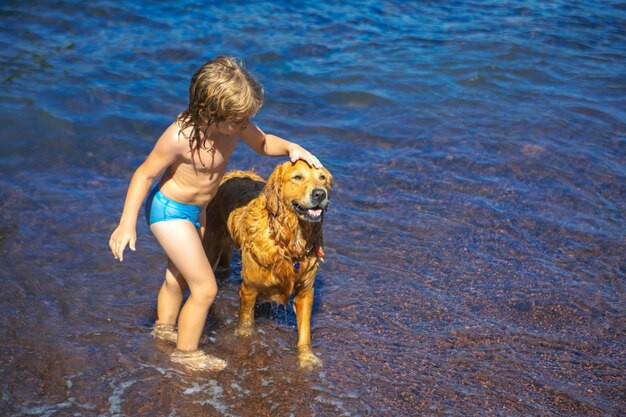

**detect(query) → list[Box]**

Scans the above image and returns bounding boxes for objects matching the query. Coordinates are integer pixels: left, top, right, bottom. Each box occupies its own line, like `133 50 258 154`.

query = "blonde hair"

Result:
178 56 264 153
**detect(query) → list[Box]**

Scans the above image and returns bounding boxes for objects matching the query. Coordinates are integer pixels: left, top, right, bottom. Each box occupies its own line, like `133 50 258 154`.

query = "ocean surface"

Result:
1 1 624 416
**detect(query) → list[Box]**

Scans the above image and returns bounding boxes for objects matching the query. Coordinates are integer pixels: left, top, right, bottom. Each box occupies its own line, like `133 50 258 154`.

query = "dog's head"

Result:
264 160 333 223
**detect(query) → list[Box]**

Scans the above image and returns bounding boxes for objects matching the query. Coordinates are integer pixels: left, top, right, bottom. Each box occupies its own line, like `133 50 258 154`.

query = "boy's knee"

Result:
164 276 187 293
193 285 217 305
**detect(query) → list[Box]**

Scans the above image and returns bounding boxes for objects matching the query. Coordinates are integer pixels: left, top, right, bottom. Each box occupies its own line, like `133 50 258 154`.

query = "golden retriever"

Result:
202 160 333 367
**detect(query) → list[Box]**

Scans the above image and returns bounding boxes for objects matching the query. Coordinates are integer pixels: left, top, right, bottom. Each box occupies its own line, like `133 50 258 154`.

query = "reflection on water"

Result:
1 1 624 416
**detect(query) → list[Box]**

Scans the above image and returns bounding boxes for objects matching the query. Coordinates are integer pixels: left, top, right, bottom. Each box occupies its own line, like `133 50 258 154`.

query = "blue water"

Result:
1 1 624 416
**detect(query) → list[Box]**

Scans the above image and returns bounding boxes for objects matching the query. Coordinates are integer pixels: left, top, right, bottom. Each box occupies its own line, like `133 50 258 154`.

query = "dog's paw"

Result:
298 349 322 369
235 324 254 337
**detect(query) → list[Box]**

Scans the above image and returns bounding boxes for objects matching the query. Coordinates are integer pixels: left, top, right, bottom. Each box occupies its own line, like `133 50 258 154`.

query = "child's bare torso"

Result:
159 122 238 207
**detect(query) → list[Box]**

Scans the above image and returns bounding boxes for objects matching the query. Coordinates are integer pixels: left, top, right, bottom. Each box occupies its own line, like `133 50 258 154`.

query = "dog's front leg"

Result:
294 286 320 368
237 282 257 336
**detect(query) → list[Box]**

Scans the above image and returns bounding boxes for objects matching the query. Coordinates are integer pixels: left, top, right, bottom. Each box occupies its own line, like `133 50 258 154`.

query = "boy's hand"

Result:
289 146 323 169
109 225 136 261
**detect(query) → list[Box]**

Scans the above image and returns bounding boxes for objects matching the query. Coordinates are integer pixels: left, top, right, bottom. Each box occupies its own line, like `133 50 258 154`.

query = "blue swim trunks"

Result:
145 187 202 229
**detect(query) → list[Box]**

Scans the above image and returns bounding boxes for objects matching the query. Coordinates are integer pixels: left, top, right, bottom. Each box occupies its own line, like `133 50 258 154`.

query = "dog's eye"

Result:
320 174 326 181
293 175 303 181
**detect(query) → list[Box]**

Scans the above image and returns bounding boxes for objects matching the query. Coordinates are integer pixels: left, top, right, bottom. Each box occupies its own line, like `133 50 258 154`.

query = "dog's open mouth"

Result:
292 202 326 222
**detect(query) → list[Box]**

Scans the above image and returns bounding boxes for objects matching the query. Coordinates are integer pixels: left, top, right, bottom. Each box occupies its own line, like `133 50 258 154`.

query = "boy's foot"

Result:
151 323 178 343
170 349 227 371
151 324 211 345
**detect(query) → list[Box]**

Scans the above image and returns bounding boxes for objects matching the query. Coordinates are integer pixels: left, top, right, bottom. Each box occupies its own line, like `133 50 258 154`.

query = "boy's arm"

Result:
109 123 185 261
240 122 322 168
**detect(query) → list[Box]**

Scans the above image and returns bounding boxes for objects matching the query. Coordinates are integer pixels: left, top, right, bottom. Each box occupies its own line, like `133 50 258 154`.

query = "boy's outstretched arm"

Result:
240 122 322 168
109 124 183 261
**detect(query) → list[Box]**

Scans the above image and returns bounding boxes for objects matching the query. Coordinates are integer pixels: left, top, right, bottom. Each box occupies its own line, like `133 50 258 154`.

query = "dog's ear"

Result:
322 166 333 188
264 163 285 215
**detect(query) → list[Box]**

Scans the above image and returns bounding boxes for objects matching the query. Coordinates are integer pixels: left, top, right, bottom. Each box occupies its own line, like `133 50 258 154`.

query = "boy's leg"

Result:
152 261 187 343
156 260 188 326
150 220 225 370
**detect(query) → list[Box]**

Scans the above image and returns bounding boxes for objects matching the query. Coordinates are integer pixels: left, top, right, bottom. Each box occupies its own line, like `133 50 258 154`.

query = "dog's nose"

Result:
311 188 327 202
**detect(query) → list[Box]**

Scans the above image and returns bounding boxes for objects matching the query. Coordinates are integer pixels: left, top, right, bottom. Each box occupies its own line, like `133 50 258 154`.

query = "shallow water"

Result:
1 1 625 416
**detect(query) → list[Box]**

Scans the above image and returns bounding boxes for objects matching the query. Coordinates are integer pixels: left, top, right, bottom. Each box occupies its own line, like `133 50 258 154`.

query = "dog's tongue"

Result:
308 208 322 217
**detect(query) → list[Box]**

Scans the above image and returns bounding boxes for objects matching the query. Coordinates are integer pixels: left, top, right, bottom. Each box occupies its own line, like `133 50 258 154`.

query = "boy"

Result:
109 56 322 371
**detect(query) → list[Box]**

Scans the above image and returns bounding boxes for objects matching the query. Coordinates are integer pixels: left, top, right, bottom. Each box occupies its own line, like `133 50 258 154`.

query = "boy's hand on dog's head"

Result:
288 146 323 169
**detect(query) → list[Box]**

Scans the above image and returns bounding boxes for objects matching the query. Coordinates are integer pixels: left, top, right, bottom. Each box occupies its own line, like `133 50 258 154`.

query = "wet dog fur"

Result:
202 160 333 366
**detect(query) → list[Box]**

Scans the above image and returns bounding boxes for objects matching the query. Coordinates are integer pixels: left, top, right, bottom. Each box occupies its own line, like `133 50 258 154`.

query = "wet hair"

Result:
177 56 264 153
